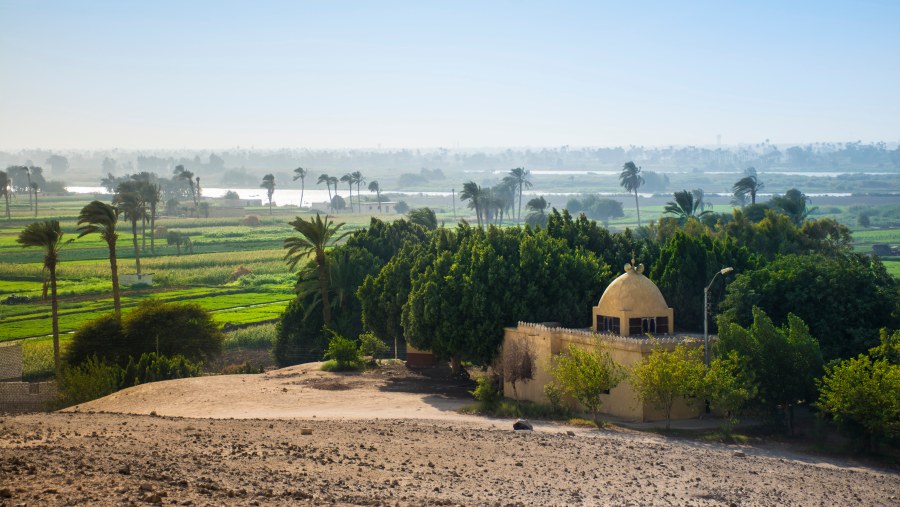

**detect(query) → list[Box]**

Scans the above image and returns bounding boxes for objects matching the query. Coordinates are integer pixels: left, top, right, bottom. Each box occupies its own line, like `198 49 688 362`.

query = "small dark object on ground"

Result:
513 419 533 431
2 295 30 305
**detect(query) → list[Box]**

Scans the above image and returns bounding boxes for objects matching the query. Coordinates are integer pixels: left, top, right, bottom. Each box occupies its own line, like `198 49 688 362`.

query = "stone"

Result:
513 420 533 431
733 451 746 458
566 431 575 437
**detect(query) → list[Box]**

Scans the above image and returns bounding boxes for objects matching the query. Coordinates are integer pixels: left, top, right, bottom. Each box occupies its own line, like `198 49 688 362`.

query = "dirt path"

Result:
1 363 898 506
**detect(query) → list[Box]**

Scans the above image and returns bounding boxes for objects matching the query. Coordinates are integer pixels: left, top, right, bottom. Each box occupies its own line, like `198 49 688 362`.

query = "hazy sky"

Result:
1 1 898 150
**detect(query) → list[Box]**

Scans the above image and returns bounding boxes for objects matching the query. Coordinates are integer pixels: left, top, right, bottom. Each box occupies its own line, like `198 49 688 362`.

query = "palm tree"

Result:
732 169 763 206
143 183 161 252
525 196 549 227
17 220 65 373
173 165 197 213
459 181 484 227
691 188 710 213
114 190 145 275
340 173 354 212
283 213 350 325
504 167 532 224
368 180 382 211
261 174 275 215
77 201 122 318
0 170 10 220
317 173 333 211
664 190 712 223
15 166 33 212
293 167 307 208
619 161 644 227
351 171 365 213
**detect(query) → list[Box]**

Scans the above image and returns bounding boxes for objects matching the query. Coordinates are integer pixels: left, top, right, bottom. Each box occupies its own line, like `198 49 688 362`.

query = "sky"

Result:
1 0 898 150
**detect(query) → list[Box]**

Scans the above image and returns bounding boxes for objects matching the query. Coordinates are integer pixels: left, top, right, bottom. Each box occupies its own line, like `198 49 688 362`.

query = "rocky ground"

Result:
1 363 898 506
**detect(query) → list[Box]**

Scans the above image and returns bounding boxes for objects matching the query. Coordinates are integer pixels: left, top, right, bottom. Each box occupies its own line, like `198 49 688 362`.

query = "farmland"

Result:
0 193 381 379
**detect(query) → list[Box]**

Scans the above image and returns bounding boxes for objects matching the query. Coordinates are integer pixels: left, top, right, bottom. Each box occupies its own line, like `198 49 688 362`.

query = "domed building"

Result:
592 259 674 336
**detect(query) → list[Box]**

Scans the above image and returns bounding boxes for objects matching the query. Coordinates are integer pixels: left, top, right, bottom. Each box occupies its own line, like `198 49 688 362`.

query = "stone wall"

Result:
0 381 57 413
0 343 24 381
502 322 706 422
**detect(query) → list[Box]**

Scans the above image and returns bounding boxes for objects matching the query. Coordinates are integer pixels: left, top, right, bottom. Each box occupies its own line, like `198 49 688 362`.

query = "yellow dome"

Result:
596 263 670 316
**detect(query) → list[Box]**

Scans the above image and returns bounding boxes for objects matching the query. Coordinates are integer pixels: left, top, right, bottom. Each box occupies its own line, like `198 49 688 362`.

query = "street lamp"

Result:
704 267 733 366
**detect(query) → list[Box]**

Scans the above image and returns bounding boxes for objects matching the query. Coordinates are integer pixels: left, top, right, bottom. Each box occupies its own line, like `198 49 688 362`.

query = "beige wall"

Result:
502 323 704 422
0 381 57 413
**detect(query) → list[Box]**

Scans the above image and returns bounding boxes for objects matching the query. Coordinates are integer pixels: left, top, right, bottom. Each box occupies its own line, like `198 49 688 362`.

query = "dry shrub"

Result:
242 215 261 226
229 265 252 282
503 338 536 404
154 226 167 238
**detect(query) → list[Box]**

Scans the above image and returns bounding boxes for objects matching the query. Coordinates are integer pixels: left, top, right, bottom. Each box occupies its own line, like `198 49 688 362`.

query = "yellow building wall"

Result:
502 323 704 422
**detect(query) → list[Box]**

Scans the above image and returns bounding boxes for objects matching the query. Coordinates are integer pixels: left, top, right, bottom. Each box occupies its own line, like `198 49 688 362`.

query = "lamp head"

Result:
720 267 734 275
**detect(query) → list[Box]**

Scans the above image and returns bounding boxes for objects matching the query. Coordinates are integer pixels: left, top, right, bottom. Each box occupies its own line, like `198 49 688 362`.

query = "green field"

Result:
0 194 395 378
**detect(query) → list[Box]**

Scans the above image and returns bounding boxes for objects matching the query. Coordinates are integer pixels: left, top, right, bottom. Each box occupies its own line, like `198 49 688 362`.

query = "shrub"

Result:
470 374 503 406
67 300 223 367
543 382 566 414
503 339 536 405
359 332 389 362
121 352 202 387
242 215 261 226
65 313 126 367
273 298 329 366
631 342 707 431
395 200 409 214
222 362 264 374
324 330 361 370
224 323 277 350
57 356 123 408
551 345 625 427
123 300 223 363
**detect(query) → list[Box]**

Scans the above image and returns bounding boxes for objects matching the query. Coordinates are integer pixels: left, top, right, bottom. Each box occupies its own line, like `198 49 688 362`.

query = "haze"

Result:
1 1 898 150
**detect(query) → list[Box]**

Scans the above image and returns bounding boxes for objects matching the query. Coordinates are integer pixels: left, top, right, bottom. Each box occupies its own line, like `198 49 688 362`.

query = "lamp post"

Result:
704 267 733 366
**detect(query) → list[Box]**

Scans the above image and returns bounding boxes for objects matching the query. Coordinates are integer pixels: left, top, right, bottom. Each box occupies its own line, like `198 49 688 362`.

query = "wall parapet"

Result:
514 321 711 346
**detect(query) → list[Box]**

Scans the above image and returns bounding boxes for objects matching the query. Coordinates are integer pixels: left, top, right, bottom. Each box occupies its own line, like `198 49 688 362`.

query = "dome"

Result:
596 263 670 316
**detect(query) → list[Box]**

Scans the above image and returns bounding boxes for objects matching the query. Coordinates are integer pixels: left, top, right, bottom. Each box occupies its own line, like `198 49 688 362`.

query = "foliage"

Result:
816 329 900 450
17 219 65 373
619 161 644 227
543 382 566 415
222 362 264 374
359 332 389 361
121 352 202 387
653 231 756 332
66 300 223 366
407 207 438 230
56 356 122 408
470 374 503 406
716 308 823 433
630 342 706 430
323 329 362 370
284 213 350 325
551 344 625 426
704 350 757 435
273 298 328 366
720 253 899 360
502 338 536 404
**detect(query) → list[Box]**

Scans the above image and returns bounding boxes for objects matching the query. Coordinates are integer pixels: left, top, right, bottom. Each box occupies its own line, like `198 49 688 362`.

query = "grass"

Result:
223 323 278 350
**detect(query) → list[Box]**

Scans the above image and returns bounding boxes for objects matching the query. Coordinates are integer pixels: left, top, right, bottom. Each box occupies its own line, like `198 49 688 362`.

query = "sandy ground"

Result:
1 363 898 506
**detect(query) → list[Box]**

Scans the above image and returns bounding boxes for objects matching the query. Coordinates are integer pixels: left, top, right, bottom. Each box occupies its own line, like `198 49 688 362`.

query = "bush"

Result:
242 215 261 226
551 345 625 426
121 352 202 387
324 330 361 370
470 374 503 406
66 300 223 367
57 356 123 408
395 200 409 214
631 342 706 431
273 298 329 366
222 362 264 374
123 300 223 363
543 382 566 415
359 332 389 362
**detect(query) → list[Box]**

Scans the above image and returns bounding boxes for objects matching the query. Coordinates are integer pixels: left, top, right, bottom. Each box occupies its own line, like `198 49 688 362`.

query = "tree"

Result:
138 181 161 253
340 173 354 212
716 308 823 433
459 181 484 227
45 154 69 174
261 173 275 215
631 343 706 430
663 190 712 223
769 188 812 225
589 198 624 228
317 173 333 211
173 165 198 212
705 351 757 435
30 182 39 217
293 166 307 208
816 330 900 450
504 167 532 224
503 338 536 409
407 207 438 230
551 344 625 426
352 171 365 213
77 201 122 318
283 213 350 325
368 180 382 211
0 170 10 220
720 253 898 361
732 169 763 206
525 196 548 228
619 161 644 227
17 220 65 373
113 189 145 275
167 230 185 255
